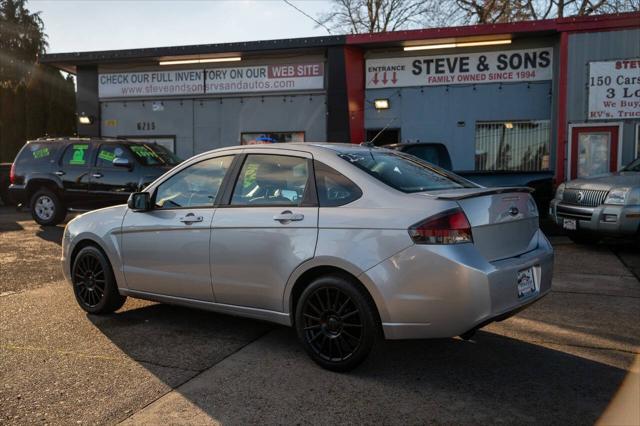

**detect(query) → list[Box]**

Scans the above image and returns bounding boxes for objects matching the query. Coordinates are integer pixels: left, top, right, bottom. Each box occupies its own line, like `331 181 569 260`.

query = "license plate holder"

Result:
517 267 537 299
563 218 577 230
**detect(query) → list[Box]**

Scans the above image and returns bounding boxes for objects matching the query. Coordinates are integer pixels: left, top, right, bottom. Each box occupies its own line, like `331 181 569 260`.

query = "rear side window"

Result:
314 161 362 207
16 142 59 166
61 143 91 167
338 150 474 193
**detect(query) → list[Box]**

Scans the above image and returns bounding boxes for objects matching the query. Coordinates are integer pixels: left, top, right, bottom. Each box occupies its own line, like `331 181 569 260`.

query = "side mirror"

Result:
127 192 151 211
113 157 132 169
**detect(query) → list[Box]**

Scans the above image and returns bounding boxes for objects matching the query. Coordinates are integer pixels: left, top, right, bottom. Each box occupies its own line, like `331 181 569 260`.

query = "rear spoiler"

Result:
434 187 534 201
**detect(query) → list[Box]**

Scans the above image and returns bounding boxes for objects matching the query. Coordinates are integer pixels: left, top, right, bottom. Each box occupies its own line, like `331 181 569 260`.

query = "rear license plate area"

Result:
517 267 537 299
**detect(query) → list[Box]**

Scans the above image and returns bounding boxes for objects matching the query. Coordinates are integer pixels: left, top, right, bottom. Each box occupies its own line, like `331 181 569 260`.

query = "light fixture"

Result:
374 99 390 110
504 122 514 129
404 38 511 52
159 56 241 66
78 113 94 125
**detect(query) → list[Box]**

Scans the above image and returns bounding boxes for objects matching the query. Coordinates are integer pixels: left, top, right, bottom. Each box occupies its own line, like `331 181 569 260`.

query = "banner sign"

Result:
99 70 204 98
205 63 324 94
98 63 324 98
588 59 640 120
365 48 553 89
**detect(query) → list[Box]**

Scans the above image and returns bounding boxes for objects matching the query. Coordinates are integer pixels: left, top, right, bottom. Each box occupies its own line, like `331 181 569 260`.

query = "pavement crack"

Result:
134 358 201 373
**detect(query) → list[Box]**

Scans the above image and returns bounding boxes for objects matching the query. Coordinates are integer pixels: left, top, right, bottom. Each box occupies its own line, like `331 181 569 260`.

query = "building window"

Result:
475 121 551 172
241 132 304 145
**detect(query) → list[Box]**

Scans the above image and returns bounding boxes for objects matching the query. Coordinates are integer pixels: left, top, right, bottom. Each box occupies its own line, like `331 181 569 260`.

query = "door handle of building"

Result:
92 172 103 179
179 213 203 224
273 210 304 223
55 170 65 176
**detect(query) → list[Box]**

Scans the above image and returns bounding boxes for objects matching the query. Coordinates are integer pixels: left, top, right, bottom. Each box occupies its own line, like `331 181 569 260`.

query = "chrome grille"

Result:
562 188 608 207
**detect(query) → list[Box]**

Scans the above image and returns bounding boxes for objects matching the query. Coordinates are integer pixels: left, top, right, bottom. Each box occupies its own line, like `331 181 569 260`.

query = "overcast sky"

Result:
31 0 333 53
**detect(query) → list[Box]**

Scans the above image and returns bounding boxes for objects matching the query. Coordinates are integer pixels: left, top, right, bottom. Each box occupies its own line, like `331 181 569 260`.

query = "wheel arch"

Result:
284 257 390 326
67 234 126 291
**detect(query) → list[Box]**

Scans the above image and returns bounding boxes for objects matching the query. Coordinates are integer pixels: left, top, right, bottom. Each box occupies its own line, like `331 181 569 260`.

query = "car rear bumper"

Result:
362 230 554 340
550 199 640 236
8 184 27 205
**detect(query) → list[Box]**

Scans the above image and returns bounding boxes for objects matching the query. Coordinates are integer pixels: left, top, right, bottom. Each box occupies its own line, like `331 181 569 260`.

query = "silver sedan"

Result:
62 143 553 371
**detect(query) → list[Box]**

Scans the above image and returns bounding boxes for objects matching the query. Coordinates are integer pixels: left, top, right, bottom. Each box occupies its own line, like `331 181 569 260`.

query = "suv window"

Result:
154 156 234 209
231 155 309 206
129 143 181 166
17 142 59 166
314 161 362 207
61 143 91 167
95 144 133 168
338 149 474 193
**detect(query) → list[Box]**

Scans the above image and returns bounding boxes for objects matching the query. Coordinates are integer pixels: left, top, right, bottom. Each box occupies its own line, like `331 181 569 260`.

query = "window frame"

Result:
149 154 237 210
219 153 318 208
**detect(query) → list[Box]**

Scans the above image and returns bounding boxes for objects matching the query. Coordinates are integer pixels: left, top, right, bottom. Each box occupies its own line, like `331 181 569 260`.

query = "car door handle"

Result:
55 170 65 176
179 213 204 224
92 172 103 179
273 210 304 223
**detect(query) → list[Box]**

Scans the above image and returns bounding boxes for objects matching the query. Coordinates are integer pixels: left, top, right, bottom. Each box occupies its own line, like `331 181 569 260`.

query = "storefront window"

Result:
241 132 304 145
475 121 551 172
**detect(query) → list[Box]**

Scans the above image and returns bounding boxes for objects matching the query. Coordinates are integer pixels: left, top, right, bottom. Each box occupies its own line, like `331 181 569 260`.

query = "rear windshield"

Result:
338 149 475 193
128 143 181 166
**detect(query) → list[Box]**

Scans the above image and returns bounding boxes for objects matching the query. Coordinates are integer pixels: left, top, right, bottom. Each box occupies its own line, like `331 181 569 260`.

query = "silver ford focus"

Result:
62 143 553 371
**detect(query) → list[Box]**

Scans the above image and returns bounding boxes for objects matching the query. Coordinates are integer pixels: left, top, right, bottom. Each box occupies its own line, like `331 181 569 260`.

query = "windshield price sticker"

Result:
588 59 640 120
366 48 552 89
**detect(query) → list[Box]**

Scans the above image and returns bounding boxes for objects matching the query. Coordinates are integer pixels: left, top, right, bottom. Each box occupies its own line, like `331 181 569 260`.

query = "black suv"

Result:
9 138 180 225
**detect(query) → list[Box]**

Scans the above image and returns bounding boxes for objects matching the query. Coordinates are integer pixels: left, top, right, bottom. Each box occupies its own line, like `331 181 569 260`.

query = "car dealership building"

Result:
40 12 639 184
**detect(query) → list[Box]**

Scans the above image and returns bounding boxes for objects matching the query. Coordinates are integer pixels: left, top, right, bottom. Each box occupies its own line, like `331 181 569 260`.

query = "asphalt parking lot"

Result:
1 206 638 425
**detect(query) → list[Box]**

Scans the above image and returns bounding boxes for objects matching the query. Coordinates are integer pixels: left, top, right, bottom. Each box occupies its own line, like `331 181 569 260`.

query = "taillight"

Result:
9 163 15 185
408 208 473 244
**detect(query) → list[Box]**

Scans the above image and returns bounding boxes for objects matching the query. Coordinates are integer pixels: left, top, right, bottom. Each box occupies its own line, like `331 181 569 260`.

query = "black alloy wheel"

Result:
295 275 378 372
74 251 106 308
72 246 127 314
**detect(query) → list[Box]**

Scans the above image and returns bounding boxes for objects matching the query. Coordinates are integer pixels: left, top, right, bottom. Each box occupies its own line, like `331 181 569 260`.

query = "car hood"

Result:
566 172 639 190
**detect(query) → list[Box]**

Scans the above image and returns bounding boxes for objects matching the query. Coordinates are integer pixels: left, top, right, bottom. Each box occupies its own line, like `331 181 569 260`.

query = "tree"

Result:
452 0 640 24
316 0 640 33
0 0 47 88
0 0 76 162
317 0 444 34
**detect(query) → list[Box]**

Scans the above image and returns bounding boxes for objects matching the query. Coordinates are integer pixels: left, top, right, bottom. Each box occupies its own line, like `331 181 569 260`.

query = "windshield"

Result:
622 158 640 172
338 149 476 193
128 143 181 166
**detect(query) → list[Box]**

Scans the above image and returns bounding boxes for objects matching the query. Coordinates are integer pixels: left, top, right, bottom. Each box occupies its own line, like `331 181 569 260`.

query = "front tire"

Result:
72 246 126 314
295 275 379 372
30 188 66 226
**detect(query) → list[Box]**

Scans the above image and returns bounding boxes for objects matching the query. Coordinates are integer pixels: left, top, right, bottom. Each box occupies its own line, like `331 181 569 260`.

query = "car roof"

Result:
27 137 160 145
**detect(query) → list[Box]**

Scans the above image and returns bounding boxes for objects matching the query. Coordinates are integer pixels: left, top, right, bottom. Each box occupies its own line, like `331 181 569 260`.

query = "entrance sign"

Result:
365 48 553 89
98 63 324 98
588 59 640 120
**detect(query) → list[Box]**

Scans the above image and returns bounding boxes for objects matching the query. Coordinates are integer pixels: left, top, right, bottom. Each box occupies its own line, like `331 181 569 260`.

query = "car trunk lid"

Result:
425 187 539 262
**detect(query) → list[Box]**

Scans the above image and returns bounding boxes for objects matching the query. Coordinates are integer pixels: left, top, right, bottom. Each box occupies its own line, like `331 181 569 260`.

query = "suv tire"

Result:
295 275 379 372
72 245 127 314
30 188 66 226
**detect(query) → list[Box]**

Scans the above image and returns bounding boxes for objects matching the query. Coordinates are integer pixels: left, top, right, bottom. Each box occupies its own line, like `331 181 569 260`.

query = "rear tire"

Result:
72 246 127 314
295 275 379 372
30 188 66 226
